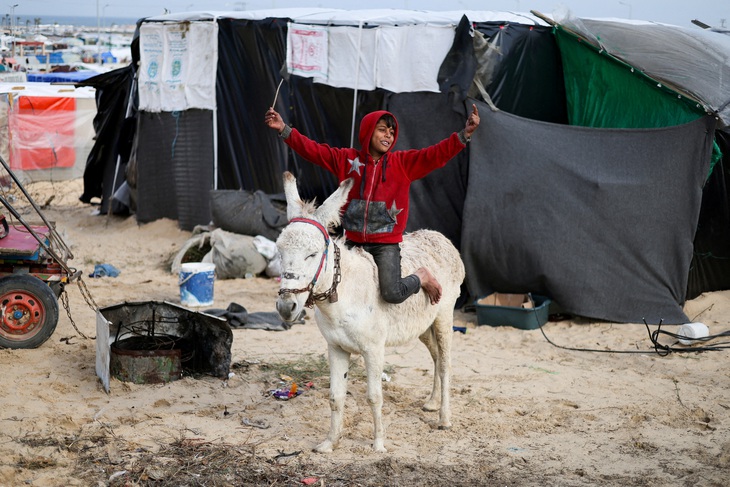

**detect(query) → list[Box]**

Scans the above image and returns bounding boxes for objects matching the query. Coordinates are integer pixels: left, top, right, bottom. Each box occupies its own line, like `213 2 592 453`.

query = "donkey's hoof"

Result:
437 423 452 431
313 440 334 453
373 441 387 453
422 401 439 412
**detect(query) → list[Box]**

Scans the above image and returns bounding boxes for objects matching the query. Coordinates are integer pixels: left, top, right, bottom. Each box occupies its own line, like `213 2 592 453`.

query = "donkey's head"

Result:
275 172 353 322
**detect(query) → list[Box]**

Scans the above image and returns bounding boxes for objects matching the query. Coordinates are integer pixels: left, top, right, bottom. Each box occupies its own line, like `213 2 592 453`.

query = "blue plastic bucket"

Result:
179 262 215 307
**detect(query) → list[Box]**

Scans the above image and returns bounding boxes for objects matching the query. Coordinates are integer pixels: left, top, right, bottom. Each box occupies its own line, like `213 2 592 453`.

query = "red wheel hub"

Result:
0 290 45 338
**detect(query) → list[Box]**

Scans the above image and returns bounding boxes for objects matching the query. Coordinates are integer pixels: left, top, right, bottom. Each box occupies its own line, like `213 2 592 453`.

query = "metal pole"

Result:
9 4 17 57
96 0 100 63
102 4 109 64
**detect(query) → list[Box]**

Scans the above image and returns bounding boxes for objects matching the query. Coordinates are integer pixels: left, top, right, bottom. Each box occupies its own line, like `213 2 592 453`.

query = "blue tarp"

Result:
26 71 98 82
89 51 117 64
36 52 66 64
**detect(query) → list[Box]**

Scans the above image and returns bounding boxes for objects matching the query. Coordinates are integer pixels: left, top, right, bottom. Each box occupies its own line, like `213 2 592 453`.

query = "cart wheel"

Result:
0 275 60 349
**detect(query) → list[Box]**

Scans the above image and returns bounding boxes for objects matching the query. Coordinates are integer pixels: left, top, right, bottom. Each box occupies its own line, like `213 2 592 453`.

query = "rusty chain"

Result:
59 275 99 340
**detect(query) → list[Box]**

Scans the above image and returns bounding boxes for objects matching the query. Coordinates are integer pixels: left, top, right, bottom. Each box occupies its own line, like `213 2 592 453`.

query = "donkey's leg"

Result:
418 325 442 412
362 348 387 452
314 344 350 453
432 311 453 430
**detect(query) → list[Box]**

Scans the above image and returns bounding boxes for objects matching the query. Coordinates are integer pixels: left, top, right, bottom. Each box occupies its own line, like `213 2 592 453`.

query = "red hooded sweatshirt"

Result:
283 110 466 244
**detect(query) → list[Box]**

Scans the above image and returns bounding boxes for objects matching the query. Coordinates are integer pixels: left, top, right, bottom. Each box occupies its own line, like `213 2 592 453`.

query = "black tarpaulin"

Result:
462 102 716 324
76 65 135 215
471 22 567 124
215 18 290 194
135 109 214 230
393 92 469 250
688 130 730 299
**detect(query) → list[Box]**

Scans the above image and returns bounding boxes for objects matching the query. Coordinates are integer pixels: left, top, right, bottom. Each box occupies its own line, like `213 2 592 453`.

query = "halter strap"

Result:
279 217 340 308
289 217 330 287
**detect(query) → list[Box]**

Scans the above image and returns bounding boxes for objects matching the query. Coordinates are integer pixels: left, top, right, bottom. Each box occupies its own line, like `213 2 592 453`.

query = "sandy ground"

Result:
0 179 729 486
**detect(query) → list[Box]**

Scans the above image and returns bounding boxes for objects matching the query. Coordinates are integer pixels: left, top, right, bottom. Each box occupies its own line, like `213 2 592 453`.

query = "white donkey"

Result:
275 171 465 453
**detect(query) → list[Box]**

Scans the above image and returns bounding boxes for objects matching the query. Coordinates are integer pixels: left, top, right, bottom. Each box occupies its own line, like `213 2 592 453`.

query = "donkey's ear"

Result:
315 177 354 226
282 171 304 220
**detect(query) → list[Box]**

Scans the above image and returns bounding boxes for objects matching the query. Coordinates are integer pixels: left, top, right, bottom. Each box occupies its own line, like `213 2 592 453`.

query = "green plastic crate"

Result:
475 293 552 330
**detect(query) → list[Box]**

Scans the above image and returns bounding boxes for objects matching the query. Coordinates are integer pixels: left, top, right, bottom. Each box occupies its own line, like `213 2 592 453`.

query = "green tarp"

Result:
555 27 721 172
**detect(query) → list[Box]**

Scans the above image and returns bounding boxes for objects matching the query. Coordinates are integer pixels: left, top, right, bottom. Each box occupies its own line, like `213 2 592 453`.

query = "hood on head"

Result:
358 110 398 156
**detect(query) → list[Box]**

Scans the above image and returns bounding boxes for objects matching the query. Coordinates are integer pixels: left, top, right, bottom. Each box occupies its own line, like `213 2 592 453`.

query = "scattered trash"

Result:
242 418 270 429
89 263 121 278
301 477 319 485
528 365 558 375
145 467 166 481
381 372 391 382
109 471 128 481
271 383 300 400
269 381 313 400
273 450 302 460
453 326 467 334
676 321 710 345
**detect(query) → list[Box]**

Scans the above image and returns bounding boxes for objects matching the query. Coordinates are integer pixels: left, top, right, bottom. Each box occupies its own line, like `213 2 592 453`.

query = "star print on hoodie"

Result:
388 201 402 224
348 157 364 176
281 110 467 244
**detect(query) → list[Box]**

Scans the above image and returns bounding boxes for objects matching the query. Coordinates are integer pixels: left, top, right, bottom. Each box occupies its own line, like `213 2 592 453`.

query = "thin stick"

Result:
272 79 284 108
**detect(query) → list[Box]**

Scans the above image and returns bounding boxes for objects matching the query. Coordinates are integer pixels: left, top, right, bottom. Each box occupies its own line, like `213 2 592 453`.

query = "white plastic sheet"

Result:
0 82 96 182
287 22 455 93
139 22 219 112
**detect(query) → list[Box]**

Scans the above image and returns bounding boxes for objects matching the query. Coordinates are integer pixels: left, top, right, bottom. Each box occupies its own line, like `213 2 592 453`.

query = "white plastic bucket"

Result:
179 262 215 307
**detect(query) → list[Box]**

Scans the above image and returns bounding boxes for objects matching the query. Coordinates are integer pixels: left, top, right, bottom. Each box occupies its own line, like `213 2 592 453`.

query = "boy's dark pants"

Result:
347 241 420 304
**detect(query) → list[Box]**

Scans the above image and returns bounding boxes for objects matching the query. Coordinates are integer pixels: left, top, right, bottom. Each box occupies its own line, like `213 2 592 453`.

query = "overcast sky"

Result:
12 0 729 29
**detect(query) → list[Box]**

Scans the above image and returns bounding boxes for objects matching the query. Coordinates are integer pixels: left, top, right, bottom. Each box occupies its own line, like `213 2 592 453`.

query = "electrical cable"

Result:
526 295 730 356
643 320 730 356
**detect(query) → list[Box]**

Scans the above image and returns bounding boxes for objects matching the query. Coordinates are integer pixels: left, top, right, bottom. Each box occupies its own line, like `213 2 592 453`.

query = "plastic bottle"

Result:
676 322 709 345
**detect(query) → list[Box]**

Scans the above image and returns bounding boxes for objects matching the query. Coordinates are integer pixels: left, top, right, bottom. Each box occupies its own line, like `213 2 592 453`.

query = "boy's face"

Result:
369 120 395 159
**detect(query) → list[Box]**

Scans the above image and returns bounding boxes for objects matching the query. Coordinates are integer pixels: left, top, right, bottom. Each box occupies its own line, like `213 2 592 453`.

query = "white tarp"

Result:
377 24 455 93
316 25 376 90
286 24 329 78
146 9 547 28
139 21 218 112
138 10 547 96
287 22 455 93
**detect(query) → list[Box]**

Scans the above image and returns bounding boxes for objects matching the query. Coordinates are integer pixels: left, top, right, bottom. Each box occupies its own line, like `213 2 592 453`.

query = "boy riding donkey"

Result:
264 103 480 306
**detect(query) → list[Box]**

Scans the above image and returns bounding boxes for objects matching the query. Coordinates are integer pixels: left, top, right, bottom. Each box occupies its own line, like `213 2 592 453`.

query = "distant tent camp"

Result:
27 71 97 82
79 8 730 325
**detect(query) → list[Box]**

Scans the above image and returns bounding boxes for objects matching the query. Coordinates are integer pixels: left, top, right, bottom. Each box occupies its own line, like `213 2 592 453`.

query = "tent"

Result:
79 8 730 324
